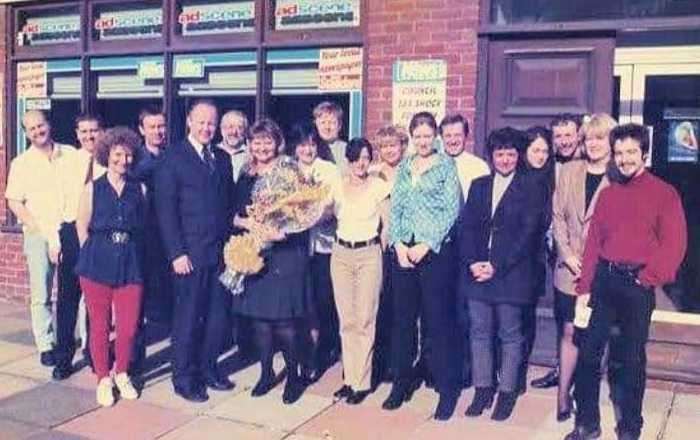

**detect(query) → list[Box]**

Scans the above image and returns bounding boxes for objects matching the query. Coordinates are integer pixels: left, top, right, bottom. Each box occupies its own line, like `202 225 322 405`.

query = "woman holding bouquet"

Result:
329 138 390 404
231 119 313 405
385 112 463 420
286 124 342 375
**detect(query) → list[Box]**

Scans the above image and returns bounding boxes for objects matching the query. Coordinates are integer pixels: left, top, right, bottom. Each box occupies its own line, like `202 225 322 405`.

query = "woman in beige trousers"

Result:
330 137 390 405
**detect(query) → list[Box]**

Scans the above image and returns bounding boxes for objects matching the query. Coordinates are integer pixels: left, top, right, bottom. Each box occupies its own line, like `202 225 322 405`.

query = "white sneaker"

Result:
114 372 139 400
96 377 115 407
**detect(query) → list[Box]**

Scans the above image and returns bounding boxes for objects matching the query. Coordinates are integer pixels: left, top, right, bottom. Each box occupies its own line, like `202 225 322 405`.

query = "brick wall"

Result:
364 0 480 151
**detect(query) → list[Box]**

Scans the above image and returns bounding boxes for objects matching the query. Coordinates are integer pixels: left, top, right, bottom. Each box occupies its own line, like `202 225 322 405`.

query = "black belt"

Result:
600 258 644 277
337 236 380 249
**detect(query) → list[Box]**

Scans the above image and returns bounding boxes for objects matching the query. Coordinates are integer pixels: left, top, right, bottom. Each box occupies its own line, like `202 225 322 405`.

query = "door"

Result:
486 36 615 132
615 47 700 319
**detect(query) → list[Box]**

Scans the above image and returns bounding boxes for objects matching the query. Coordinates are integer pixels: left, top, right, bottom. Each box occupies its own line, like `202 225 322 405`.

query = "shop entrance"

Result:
615 47 700 317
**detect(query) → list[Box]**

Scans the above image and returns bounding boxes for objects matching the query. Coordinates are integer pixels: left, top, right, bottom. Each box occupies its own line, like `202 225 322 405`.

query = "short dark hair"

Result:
138 106 165 127
439 113 470 137
609 123 650 156
524 126 553 154
75 113 103 130
95 126 141 167
285 123 333 161
408 112 438 136
550 113 581 130
345 137 374 163
486 127 526 158
247 118 284 151
188 99 217 116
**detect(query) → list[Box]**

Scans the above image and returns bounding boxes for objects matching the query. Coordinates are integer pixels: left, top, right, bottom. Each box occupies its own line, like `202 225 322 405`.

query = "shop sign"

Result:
174 58 205 78
392 59 447 129
17 14 80 47
138 60 165 79
17 61 47 98
665 108 699 163
25 98 52 111
318 47 362 91
179 2 255 36
94 8 162 41
275 0 360 30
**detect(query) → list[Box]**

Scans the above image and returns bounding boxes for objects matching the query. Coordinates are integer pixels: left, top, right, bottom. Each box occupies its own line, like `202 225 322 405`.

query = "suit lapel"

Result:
492 172 519 220
583 174 609 221
182 139 214 176
573 162 587 223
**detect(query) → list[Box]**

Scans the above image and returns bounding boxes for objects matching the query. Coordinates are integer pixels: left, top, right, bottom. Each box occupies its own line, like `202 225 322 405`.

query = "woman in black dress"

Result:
231 118 313 404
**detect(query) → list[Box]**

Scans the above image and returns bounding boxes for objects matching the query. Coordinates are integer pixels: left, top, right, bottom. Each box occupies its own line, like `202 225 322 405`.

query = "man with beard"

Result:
156 100 235 402
531 113 583 389
217 110 250 183
565 124 686 440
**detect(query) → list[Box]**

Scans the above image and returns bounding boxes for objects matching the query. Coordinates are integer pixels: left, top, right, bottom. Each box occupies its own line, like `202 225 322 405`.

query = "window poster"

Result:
17 13 80 47
275 0 360 30
392 59 447 130
318 47 363 91
179 1 255 36
17 61 47 98
665 108 699 163
94 8 162 41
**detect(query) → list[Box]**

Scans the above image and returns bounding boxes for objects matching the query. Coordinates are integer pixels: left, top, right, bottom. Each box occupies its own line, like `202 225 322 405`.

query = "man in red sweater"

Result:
565 124 687 440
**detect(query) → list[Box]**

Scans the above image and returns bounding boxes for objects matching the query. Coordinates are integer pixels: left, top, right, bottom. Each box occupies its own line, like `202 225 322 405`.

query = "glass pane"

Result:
16 6 80 47
92 1 162 42
612 76 621 121
273 0 360 31
176 0 255 36
491 0 700 25
642 74 700 313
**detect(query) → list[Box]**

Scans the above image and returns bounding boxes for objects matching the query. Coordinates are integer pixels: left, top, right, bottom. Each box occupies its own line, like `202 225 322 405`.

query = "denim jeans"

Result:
574 264 655 437
23 232 56 352
468 300 523 392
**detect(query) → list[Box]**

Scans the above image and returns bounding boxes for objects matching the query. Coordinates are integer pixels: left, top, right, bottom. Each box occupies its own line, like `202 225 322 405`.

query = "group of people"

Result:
5 98 687 440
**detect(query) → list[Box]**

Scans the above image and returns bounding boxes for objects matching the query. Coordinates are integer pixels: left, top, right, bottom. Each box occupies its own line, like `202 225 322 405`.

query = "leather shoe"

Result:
491 391 518 421
204 374 235 391
40 350 56 367
282 379 305 404
251 375 275 397
347 389 371 405
382 382 412 410
433 391 460 421
564 425 602 440
530 368 559 389
52 363 73 381
465 387 495 417
174 383 209 403
333 385 353 400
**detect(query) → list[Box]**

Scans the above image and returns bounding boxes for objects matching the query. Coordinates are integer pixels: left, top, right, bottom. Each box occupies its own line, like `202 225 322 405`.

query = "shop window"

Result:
91 1 163 43
15 59 82 154
176 0 256 36
490 0 700 25
15 5 80 49
90 55 164 131
266 47 363 138
171 51 257 141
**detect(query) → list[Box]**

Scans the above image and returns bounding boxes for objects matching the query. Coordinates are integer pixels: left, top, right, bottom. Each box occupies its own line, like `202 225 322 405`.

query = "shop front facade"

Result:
1 0 699 381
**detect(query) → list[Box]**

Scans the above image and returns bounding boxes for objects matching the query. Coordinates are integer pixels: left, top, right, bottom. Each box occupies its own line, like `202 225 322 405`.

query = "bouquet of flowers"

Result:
220 157 330 295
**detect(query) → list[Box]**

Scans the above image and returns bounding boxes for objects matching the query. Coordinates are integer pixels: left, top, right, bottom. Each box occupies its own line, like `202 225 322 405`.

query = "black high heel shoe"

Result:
251 373 275 397
382 383 409 410
557 395 574 422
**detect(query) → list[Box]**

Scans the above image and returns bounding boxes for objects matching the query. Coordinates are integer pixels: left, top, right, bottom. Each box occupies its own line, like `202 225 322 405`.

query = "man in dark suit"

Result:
155 99 235 402
458 127 547 421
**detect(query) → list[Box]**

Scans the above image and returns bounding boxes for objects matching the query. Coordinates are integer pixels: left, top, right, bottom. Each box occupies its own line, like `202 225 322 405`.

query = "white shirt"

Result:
188 134 212 160
491 172 514 217
62 148 106 224
334 177 390 242
303 159 341 254
453 151 490 202
5 143 78 249
217 142 250 183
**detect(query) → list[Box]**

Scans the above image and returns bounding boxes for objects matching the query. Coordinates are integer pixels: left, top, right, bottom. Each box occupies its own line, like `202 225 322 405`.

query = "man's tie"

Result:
202 146 215 172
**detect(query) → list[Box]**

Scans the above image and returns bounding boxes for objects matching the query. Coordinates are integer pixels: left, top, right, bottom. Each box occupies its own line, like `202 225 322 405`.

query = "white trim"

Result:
613 64 634 123
615 46 700 65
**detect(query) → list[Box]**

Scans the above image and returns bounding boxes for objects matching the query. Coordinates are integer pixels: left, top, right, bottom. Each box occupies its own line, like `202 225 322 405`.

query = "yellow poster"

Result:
319 47 363 91
17 61 47 98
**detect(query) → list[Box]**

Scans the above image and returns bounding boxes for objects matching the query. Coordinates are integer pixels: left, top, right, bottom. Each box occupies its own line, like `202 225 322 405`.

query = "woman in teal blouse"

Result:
383 112 463 421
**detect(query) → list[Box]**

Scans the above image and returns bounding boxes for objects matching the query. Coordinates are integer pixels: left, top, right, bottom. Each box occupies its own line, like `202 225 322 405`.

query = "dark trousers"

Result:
310 253 340 360
390 242 462 394
469 300 524 392
55 222 81 365
521 304 537 376
574 264 655 437
171 265 231 387
372 250 397 384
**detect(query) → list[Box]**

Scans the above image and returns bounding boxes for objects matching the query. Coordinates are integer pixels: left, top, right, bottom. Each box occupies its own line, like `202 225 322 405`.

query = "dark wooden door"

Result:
485 36 615 132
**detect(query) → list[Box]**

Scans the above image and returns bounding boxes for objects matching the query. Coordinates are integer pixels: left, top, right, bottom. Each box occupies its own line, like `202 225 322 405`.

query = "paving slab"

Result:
410 417 536 440
295 401 428 440
25 430 91 440
0 419 45 440
672 393 700 417
0 353 53 381
208 386 333 432
139 373 245 415
0 373 41 400
0 342 35 366
0 382 97 428
159 415 286 440
55 400 194 440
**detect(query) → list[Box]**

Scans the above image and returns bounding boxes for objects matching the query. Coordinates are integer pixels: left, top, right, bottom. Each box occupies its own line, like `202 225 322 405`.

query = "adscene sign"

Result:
392 59 447 129
179 2 255 36
94 8 162 41
17 14 80 47
275 0 360 31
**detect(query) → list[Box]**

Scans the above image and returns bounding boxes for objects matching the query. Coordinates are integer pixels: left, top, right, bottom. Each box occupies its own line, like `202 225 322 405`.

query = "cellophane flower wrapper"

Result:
220 157 330 295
